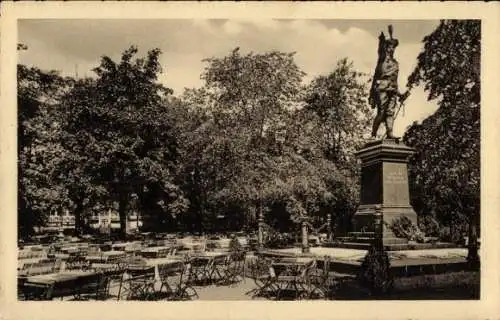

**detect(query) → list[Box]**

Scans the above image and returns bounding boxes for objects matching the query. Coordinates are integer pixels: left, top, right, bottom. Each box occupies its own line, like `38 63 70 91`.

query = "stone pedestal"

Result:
352 139 418 246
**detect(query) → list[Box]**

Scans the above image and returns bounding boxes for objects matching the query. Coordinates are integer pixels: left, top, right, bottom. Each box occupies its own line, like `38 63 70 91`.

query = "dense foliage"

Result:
359 245 393 296
59 47 188 237
18 63 73 237
18 46 368 239
403 20 480 243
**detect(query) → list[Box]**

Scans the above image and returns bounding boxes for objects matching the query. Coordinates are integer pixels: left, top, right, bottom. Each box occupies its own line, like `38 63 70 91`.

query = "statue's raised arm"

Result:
369 25 409 139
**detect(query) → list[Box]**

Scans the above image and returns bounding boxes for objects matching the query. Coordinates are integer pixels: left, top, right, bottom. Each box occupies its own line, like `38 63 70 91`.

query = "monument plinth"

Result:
351 138 418 246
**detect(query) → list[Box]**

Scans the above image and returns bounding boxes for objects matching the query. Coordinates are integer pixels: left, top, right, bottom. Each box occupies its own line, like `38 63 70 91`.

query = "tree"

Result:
180 48 321 233
60 46 187 238
17 63 72 238
404 20 480 249
303 58 371 167
301 58 371 234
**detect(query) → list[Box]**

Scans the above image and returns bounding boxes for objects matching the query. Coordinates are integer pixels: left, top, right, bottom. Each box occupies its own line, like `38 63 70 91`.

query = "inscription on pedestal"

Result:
386 167 406 184
383 162 410 205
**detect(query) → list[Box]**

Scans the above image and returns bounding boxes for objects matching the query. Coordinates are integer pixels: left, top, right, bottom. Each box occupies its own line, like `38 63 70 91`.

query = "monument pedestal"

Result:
351 139 418 247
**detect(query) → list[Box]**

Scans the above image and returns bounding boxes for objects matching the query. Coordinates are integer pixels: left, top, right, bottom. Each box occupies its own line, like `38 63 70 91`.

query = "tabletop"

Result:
140 246 172 253
25 271 96 285
144 257 181 267
195 251 229 258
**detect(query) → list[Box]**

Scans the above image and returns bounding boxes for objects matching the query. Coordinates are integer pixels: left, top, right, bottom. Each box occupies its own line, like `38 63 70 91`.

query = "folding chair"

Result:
274 260 317 300
157 261 185 300
73 273 112 301
246 257 279 299
118 266 156 301
210 255 229 284
187 257 212 286
173 263 199 301
223 252 246 285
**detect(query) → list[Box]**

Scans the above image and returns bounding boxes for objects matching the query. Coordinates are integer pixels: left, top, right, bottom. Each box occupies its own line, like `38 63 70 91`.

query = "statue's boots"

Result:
385 116 397 139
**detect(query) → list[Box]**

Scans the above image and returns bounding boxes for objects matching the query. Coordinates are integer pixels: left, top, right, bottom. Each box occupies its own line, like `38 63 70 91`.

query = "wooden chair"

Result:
173 263 199 301
157 261 185 300
187 257 212 285
118 266 156 301
74 272 112 301
274 260 317 300
210 255 229 284
223 252 246 285
246 256 279 299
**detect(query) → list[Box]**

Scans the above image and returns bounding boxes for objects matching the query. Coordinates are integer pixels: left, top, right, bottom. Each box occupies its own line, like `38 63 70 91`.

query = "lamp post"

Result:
301 215 310 254
258 197 264 251
327 213 332 242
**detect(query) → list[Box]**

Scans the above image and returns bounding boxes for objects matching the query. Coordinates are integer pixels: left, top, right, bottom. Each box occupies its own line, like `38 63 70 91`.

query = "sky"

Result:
18 19 440 137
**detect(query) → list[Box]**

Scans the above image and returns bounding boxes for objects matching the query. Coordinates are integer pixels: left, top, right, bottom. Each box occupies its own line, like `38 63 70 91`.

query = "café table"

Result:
144 257 182 281
22 271 102 300
86 251 126 263
139 246 174 259
111 243 129 251
187 252 230 284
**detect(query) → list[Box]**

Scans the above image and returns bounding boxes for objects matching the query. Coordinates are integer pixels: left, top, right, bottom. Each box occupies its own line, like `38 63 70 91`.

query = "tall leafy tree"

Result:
302 58 371 233
404 20 480 246
60 46 187 238
180 48 316 232
303 58 371 167
18 62 72 238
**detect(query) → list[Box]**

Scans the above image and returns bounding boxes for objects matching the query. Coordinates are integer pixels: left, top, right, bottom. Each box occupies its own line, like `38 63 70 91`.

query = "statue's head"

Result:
378 25 399 59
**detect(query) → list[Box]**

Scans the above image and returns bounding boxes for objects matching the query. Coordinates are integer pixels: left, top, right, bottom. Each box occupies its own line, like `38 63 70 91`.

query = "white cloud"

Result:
222 20 243 35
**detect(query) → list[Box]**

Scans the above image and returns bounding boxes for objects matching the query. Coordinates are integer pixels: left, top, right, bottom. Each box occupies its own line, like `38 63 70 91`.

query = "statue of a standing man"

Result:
369 25 409 139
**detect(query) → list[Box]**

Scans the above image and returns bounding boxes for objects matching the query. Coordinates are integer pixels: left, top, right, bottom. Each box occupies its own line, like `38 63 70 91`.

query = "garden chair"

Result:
17 276 27 300
274 259 317 300
118 266 156 301
246 256 279 299
307 257 356 300
173 263 199 301
223 252 246 285
65 254 89 271
22 260 56 276
156 261 186 300
187 257 213 285
210 255 229 284
73 272 112 301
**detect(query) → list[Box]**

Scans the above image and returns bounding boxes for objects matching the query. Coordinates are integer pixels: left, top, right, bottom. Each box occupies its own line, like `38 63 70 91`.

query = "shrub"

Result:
358 245 393 296
439 226 451 242
389 216 425 243
418 215 441 237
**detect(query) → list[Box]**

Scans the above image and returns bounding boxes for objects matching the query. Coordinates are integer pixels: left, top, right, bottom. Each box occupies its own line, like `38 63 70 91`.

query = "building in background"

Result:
41 203 142 235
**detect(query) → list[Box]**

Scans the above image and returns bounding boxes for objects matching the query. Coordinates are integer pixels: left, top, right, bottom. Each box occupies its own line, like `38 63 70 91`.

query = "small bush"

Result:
359 245 393 296
439 226 451 242
389 216 425 243
418 215 441 237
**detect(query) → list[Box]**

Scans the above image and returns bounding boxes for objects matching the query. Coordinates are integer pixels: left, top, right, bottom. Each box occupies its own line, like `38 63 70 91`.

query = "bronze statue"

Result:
369 25 409 139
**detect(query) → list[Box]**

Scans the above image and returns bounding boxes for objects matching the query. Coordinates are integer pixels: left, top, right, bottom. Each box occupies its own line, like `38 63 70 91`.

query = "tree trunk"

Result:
73 200 84 237
118 192 129 240
467 211 480 270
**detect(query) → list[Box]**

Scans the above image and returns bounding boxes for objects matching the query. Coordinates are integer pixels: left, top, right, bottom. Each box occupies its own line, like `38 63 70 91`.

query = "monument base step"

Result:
329 241 460 251
338 235 409 245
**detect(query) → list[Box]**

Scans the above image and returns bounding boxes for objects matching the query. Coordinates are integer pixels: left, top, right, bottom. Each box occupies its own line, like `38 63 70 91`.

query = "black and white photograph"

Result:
1 2 499 319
